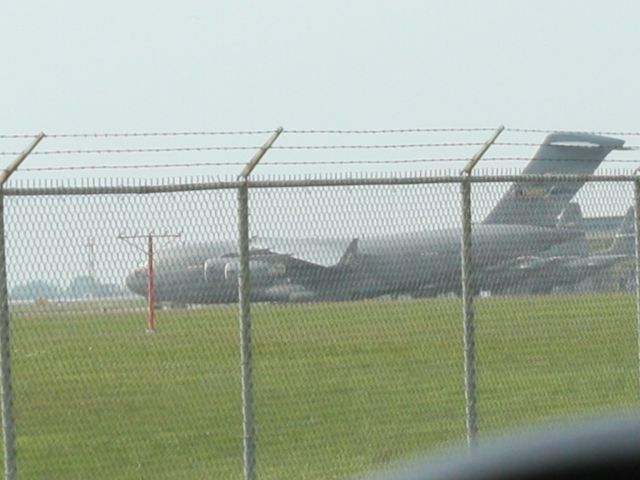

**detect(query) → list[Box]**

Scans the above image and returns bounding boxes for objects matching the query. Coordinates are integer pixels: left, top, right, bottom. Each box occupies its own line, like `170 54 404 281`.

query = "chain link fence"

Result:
1 122 640 480
0 170 636 479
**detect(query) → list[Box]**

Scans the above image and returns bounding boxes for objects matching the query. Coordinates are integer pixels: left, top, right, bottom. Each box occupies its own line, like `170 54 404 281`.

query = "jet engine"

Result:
203 257 286 286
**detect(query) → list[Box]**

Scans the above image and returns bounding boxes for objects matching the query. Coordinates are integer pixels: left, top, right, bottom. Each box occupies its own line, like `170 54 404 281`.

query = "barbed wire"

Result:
4 127 640 139
0 130 277 139
3 142 637 157
11 157 640 172
494 142 640 149
4 145 639 157
282 127 496 134
14 158 472 171
505 128 640 136
0 142 490 156
275 143 640 150
18 162 245 171
5 127 640 141
272 143 486 150
476 157 640 163
0 127 501 139
0 146 259 156
2 128 639 169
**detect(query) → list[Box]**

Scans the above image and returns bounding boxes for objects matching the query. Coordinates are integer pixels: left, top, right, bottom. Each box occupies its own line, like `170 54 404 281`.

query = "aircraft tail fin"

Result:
606 207 635 256
338 238 359 267
482 132 625 227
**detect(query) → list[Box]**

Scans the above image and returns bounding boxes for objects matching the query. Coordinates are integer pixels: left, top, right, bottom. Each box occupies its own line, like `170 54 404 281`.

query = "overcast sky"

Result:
2 0 640 178
3 0 639 131
2 0 639 286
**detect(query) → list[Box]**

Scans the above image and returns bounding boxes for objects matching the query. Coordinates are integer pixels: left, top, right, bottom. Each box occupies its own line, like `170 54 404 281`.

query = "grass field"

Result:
7 293 640 479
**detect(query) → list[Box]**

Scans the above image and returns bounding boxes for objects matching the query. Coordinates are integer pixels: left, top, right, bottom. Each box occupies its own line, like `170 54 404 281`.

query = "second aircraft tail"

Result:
605 207 636 257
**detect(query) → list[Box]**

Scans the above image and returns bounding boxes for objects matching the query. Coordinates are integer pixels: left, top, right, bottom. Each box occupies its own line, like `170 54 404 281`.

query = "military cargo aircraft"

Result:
125 132 625 304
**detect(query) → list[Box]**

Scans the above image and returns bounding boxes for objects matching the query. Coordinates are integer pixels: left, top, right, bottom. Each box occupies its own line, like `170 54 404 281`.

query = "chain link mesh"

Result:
1 174 639 478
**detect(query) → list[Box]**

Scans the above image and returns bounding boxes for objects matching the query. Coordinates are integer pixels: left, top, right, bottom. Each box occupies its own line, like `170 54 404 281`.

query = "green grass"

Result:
7 293 640 478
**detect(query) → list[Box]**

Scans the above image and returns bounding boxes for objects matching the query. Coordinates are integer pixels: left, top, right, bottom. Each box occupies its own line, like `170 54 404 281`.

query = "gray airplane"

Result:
482 205 635 294
125 132 625 304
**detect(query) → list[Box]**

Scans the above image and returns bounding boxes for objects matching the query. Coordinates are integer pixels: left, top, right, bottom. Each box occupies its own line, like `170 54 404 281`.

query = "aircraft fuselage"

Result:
125 224 579 304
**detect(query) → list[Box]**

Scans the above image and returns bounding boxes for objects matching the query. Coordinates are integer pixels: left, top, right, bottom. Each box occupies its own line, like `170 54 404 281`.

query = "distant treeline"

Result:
10 275 128 301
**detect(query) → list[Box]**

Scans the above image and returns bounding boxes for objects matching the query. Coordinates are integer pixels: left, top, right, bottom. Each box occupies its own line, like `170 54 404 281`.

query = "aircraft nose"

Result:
125 268 147 296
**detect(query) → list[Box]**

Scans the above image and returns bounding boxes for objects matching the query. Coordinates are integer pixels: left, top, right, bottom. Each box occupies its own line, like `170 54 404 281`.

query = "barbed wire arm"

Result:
0 133 45 185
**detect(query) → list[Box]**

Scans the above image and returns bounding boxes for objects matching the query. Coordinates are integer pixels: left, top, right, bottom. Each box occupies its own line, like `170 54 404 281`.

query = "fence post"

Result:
0 132 45 480
460 126 503 450
634 178 640 393
237 127 283 480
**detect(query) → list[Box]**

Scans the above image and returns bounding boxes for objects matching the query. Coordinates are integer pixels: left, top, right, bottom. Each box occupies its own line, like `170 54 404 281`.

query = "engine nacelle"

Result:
204 257 285 286
203 258 232 283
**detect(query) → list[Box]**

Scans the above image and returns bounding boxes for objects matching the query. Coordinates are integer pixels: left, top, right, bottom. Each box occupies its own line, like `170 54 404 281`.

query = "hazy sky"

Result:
3 0 640 132
2 0 639 287
2 0 640 178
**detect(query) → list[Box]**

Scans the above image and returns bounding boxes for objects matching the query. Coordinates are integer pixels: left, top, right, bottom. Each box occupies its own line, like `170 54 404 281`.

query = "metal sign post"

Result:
118 232 181 333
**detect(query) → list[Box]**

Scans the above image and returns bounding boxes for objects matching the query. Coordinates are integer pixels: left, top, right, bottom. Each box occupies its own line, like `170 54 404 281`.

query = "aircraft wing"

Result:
516 255 569 272
250 237 359 268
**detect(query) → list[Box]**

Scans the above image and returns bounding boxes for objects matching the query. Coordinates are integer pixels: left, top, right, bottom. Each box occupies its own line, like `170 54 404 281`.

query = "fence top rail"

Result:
1 173 638 196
